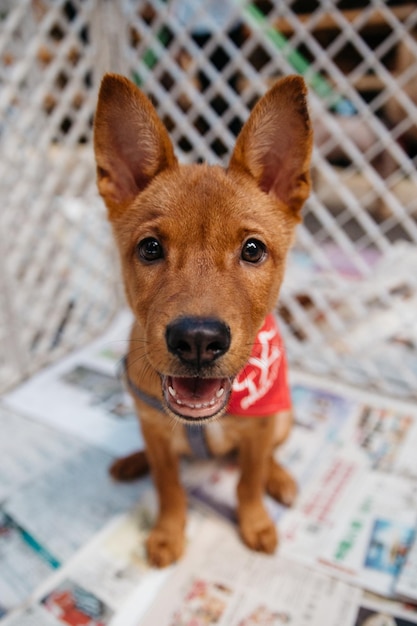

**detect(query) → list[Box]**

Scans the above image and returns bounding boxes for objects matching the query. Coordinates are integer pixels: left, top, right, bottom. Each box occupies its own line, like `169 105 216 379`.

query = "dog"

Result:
93 73 312 567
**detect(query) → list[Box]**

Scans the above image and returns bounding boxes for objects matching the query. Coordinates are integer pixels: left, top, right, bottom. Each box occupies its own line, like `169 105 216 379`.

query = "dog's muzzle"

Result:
163 316 232 421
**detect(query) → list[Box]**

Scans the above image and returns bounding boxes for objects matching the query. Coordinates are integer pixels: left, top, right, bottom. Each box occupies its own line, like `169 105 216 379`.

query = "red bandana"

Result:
227 313 291 417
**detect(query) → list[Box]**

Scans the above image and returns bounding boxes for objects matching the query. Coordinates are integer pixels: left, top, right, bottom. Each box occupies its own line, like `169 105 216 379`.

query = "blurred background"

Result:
1 0 417 399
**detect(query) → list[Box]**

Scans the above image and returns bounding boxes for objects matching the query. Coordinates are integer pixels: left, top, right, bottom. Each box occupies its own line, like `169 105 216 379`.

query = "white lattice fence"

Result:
1 0 417 400
0 0 121 391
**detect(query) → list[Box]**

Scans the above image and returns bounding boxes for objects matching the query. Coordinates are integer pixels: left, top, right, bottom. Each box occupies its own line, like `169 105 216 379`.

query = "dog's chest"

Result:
172 411 292 458
172 418 239 457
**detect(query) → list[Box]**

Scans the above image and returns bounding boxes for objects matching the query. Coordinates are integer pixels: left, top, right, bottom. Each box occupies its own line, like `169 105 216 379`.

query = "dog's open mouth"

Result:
162 376 232 421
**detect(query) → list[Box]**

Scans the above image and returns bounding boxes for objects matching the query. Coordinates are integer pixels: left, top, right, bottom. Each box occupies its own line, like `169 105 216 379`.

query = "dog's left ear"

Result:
229 75 313 216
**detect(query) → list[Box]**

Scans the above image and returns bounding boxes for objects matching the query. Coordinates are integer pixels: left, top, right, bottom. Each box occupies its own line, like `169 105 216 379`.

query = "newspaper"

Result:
117 516 363 626
0 405 85 615
351 595 417 626
0 440 148 617
0 509 57 618
317 471 417 596
3 311 141 457
0 405 85 503
181 373 417 604
3 445 144 563
1 500 202 626
3 514 416 626
118 515 417 626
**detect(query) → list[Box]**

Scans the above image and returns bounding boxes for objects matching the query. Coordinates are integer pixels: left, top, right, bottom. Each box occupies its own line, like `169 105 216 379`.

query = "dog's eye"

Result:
241 239 267 264
137 237 164 262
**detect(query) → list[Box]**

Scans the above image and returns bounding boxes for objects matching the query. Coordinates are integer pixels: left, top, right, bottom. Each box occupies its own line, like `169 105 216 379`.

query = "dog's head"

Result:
94 74 312 423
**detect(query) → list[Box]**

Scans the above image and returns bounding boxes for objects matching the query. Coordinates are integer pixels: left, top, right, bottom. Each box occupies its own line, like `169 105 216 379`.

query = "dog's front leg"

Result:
140 416 187 567
236 417 278 554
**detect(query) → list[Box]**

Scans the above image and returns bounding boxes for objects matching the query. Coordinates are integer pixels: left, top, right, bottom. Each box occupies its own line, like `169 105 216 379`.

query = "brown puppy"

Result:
94 74 312 567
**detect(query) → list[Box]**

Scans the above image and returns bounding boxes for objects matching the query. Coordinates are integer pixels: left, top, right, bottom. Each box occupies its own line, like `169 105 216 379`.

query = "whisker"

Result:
169 415 179 434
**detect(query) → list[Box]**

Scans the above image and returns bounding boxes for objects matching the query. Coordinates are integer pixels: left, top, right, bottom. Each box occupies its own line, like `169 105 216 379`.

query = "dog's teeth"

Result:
168 384 226 412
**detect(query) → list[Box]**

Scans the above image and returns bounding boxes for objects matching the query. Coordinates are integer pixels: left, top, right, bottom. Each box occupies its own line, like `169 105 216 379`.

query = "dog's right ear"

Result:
94 74 177 218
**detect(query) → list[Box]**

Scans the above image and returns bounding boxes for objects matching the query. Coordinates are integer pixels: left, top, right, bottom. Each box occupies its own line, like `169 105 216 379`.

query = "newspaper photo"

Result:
395 531 417 603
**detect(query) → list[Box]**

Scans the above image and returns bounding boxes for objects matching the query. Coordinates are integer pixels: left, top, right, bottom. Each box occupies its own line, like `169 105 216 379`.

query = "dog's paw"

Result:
146 527 185 568
266 460 298 507
239 510 278 554
109 451 150 482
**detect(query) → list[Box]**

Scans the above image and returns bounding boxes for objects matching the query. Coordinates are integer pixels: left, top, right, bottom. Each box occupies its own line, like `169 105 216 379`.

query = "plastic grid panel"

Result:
0 0 121 391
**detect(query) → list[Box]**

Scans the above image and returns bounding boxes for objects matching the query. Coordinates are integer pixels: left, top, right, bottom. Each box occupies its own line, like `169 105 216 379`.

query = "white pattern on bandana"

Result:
231 325 282 411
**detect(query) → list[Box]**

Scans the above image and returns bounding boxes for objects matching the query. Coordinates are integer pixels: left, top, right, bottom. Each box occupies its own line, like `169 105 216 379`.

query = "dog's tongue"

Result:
163 376 231 420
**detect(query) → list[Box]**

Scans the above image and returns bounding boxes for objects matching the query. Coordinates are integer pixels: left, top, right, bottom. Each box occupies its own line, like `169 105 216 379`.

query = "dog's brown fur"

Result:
94 74 312 567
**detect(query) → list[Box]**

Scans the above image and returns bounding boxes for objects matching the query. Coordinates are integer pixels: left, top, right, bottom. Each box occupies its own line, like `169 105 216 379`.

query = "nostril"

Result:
175 339 191 353
207 340 226 354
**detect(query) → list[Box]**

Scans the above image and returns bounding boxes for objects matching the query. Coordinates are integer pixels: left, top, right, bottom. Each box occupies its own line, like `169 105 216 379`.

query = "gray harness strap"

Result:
183 424 212 460
120 357 212 459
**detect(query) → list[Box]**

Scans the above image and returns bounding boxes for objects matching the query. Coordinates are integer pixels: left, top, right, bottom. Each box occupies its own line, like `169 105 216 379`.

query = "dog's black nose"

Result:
166 317 231 368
